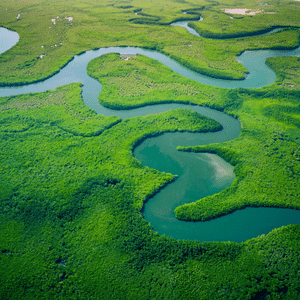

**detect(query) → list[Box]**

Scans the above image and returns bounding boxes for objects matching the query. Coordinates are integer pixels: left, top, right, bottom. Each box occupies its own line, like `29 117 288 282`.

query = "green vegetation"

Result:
266 56 300 90
1 81 300 299
162 27 300 80
1 0 300 299
90 52 300 223
188 0 300 38
87 52 225 109
2 48 300 298
175 66 300 222
0 83 120 136
0 0 300 84
176 90 300 220
0 83 222 216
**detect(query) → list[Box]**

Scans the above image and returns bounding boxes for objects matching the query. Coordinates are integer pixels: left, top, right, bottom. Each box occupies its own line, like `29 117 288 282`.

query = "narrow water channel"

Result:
170 16 282 39
1 27 300 242
171 16 203 37
0 27 19 55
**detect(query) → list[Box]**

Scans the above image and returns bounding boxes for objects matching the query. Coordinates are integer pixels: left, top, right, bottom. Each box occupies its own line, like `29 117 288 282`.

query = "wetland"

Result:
1 1 300 298
1 27 300 242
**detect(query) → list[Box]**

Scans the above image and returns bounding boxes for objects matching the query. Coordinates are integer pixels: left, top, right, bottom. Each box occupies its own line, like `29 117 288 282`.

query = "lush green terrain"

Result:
176 86 300 221
89 52 300 223
189 5 300 39
0 0 300 84
266 56 300 90
87 53 224 109
1 52 300 300
1 0 300 299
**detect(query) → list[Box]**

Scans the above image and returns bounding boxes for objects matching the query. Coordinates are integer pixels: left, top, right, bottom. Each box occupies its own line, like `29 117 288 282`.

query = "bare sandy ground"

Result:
223 8 276 15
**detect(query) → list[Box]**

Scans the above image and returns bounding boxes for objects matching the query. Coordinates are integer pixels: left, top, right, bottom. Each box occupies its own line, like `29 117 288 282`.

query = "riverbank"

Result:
1 2 300 298
0 5 300 85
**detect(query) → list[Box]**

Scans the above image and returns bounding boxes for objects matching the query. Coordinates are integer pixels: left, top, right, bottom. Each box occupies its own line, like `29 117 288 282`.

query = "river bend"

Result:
1 27 300 242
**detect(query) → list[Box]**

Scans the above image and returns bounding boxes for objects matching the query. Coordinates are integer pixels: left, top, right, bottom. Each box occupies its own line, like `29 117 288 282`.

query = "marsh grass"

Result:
0 0 300 84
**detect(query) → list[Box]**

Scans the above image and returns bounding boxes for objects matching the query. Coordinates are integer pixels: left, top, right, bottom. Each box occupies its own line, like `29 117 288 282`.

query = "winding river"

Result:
171 16 282 39
1 27 300 242
171 16 203 37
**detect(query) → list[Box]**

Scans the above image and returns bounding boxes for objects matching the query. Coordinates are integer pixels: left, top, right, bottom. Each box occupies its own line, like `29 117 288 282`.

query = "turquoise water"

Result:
0 27 299 242
171 17 203 37
0 27 19 55
2 45 300 102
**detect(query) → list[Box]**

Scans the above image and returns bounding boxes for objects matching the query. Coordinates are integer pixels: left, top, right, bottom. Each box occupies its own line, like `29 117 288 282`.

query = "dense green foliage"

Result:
1 0 300 299
0 84 221 216
176 88 300 222
2 49 300 299
1 81 300 299
266 56 300 90
0 83 121 136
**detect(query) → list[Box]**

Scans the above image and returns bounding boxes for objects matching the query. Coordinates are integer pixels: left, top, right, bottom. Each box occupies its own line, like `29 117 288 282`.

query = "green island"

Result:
1 0 300 299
